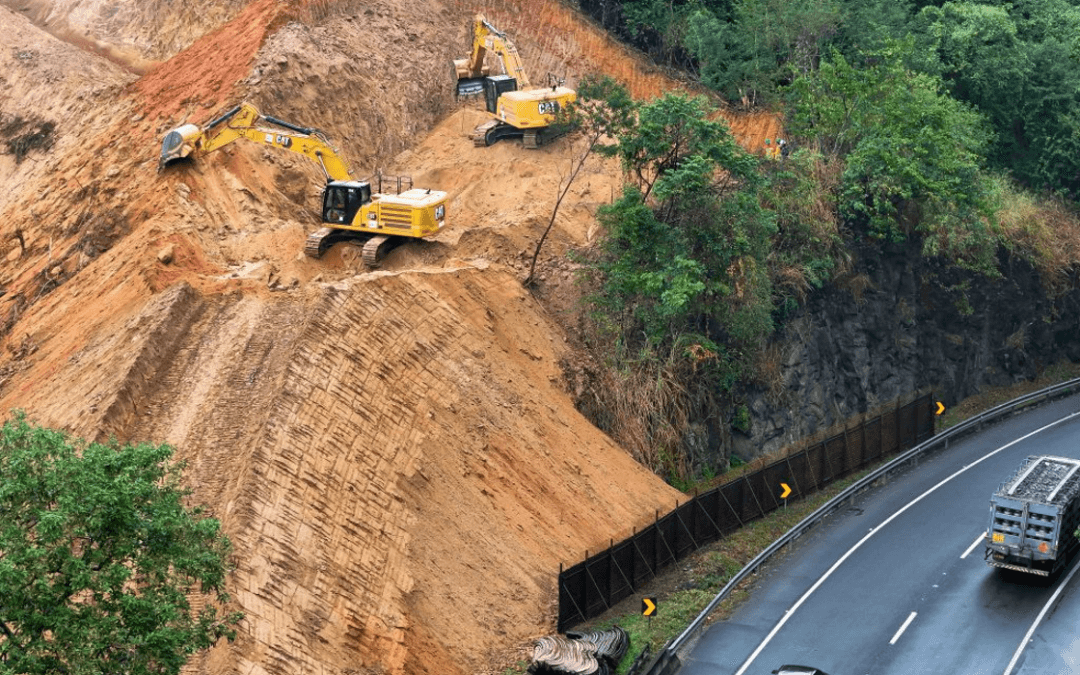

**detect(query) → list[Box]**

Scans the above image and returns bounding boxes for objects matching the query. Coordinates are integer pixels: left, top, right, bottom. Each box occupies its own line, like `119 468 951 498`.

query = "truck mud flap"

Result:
988 560 1050 576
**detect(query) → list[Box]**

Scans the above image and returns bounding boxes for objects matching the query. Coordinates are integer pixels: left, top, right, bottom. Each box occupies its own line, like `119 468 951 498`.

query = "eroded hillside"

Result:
0 1 777 674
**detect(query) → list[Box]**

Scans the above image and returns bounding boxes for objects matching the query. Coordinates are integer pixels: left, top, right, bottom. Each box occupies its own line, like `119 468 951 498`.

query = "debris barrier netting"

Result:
557 393 935 631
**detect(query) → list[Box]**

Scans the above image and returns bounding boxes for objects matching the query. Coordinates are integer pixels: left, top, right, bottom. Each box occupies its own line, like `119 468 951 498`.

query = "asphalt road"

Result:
678 392 1080 675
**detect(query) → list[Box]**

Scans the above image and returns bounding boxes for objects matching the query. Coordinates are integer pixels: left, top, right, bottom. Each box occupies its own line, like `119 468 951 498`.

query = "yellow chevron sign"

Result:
642 597 657 617
936 401 946 415
780 483 792 499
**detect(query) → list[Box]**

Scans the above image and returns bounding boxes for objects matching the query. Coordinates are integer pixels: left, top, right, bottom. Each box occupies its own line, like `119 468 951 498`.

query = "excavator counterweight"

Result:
158 102 448 266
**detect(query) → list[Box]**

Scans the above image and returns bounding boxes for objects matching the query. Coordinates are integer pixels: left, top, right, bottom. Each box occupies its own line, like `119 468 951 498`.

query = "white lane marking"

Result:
733 411 1080 675
1002 560 1080 675
962 532 987 559
889 611 918 645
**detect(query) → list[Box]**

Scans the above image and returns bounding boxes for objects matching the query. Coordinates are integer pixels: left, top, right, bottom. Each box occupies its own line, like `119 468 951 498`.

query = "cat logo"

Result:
538 100 561 116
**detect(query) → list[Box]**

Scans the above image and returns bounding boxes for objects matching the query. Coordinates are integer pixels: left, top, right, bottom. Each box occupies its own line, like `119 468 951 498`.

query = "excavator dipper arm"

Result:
158 101 450 266
158 102 353 181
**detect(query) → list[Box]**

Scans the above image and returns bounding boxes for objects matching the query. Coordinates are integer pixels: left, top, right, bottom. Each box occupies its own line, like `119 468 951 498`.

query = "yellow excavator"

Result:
453 14 577 148
159 102 448 266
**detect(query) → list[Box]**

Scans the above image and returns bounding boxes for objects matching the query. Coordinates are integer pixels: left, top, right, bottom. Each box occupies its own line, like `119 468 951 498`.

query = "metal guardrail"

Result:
653 377 1080 671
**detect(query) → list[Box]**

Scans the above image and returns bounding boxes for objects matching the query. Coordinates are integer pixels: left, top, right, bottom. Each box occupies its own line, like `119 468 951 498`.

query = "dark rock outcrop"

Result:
733 240 1080 460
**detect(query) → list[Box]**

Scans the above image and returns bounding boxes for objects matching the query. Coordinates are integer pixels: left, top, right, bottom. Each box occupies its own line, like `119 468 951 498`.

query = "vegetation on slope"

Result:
564 0 1080 484
578 0 1080 200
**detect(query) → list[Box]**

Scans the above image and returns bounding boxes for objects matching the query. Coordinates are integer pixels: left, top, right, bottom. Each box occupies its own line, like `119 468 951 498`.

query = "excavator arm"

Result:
453 13 530 96
158 102 354 181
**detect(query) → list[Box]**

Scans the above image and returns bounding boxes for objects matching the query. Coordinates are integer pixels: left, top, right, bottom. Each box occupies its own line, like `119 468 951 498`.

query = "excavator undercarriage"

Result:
303 229 393 266
469 119 567 148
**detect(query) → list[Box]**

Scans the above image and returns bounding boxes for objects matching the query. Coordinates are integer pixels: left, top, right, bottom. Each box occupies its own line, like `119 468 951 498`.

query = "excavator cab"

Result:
483 75 518 115
322 180 371 226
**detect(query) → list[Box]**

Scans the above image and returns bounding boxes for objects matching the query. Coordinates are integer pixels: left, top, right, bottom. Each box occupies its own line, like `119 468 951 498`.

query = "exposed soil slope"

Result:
0 2 779 674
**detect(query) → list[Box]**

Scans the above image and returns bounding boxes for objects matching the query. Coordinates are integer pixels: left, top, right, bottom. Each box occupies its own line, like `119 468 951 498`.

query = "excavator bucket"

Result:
158 124 203 171
158 104 242 171
456 77 486 98
453 57 486 98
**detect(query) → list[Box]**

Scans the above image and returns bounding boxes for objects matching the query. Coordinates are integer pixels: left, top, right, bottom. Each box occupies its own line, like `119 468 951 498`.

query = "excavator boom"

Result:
453 13 530 97
452 14 577 148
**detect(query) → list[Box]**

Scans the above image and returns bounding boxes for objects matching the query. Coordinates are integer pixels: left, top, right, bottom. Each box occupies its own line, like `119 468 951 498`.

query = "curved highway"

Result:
679 393 1080 675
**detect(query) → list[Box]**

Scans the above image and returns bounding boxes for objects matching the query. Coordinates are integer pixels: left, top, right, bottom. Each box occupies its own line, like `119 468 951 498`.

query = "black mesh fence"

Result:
557 392 935 631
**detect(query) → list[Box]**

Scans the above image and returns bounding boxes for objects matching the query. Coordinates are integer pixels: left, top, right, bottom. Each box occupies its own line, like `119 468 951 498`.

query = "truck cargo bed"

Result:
999 455 1080 505
986 455 1080 576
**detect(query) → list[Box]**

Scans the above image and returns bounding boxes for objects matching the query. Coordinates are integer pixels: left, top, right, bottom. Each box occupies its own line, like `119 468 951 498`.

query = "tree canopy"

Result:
785 40 999 270
0 413 241 675
576 0 1080 198
584 89 775 378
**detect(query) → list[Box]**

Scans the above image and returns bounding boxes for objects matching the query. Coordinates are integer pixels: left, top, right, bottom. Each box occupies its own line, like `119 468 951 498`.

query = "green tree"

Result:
685 0 842 104
0 413 241 675
833 0 917 56
786 41 999 271
913 0 1080 196
592 92 774 359
526 74 636 286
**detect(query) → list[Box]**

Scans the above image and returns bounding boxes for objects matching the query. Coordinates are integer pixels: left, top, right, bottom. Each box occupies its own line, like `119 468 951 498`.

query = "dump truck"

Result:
985 455 1080 576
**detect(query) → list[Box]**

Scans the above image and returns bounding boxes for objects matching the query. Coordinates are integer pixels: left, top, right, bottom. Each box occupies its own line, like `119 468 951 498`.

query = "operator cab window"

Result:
323 181 372 225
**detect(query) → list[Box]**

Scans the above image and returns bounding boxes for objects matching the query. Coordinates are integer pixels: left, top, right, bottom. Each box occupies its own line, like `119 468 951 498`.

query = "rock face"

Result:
733 239 1080 460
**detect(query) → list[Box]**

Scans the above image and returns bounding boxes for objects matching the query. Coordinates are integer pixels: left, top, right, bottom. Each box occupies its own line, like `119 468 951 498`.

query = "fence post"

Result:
694 491 725 541
582 550 588 623
803 445 819 492
656 506 679 565
784 456 802 499
673 503 699 554
607 539 613 610
746 478 768 519
718 483 744 529
894 397 901 454
821 440 836 484
654 510 661 573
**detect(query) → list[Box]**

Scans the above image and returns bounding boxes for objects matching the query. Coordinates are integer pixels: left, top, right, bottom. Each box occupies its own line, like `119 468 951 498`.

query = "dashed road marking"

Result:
732 411 1080 675
890 611 917 645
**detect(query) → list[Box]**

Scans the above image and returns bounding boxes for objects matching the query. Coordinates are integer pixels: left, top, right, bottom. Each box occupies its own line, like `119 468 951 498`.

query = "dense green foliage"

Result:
786 40 1000 270
584 88 774 378
571 1 1080 479
575 0 1080 197
0 413 241 675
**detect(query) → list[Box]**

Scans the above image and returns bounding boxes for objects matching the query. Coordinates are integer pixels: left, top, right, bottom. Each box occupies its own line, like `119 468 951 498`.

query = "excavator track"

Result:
304 228 392 268
361 235 392 267
472 120 526 147
304 227 336 258
523 130 539 149
471 120 500 147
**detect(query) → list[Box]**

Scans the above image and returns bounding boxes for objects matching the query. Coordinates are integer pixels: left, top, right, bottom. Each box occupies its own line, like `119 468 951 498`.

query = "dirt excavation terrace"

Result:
0 1 780 674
